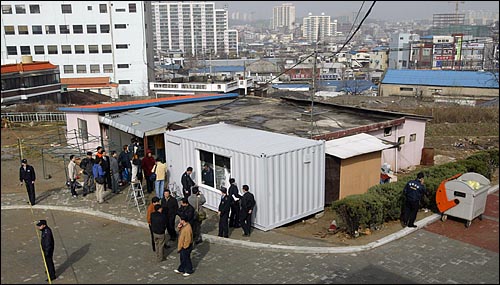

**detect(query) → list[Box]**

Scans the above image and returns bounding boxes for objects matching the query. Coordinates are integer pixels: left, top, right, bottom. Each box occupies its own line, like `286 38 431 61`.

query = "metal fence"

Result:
1 112 66 123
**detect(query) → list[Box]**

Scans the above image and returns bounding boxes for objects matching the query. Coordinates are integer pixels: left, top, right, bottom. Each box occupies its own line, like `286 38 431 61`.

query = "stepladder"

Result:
126 180 146 214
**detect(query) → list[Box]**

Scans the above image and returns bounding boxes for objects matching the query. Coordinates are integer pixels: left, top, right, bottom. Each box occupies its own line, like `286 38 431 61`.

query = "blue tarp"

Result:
382 69 499 88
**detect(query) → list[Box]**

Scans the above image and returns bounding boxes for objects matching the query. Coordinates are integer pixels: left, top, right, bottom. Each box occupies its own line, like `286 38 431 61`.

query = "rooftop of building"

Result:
1 61 58 74
165 95 430 139
58 93 239 113
381 69 499 89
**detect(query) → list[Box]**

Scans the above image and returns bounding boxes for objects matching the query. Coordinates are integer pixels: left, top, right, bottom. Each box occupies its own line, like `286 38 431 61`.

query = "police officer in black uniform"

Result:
19 158 36 205
217 187 232 238
228 178 241 228
37 220 56 281
402 172 427 228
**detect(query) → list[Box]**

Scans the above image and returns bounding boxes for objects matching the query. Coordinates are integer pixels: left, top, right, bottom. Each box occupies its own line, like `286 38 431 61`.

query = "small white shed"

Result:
165 122 325 231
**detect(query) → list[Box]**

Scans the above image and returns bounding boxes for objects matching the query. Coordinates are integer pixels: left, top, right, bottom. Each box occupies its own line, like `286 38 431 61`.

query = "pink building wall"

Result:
65 112 102 154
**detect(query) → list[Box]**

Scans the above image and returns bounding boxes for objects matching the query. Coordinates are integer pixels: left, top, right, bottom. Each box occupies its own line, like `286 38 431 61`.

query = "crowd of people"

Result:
21 137 257 280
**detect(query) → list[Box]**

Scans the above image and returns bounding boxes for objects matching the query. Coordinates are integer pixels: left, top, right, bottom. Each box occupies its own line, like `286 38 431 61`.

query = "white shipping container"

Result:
165 122 325 231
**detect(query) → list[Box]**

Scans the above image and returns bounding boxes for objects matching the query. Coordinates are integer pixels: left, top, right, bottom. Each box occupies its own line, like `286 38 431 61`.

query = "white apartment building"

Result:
1 1 155 97
388 33 420 69
302 13 337 43
151 2 238 57
272 3 295 31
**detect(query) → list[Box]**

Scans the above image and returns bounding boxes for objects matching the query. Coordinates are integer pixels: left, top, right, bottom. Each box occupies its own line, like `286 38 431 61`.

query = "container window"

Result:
410 133 416 142
384 127 392 137
78 118 88 141
199 150 230 190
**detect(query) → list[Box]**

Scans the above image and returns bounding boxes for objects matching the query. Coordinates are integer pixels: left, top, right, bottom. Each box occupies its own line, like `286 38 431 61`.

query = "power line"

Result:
345 1 366 42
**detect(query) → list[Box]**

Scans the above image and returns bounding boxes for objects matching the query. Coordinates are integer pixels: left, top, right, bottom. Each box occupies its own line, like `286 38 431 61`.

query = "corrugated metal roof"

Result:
168 122 323 157
1 61 58 74
58 93 239 113
325 133 394 159
99 107 193 138
381 69 499 88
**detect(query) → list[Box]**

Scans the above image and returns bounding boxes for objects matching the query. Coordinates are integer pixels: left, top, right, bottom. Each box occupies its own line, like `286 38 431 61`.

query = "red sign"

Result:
435 56 454 60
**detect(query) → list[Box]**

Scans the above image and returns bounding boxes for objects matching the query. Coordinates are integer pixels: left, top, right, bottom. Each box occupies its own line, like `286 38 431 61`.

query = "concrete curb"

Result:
2 185 497 254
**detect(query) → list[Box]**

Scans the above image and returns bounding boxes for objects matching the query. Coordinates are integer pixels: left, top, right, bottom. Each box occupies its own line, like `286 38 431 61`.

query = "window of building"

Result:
199 150 230 190
48 45 58 54
115 8 126 12
15 4 26 14
117 64 129 68
88 45 99 54
100 24 110 33
87 5 92 11
78 118 88 141
32 25 43 34
4 26 15 35
99 4 107 13
102 45 112 53
76 65 87 74
87 25 97 34
400 87 413 92
7 46 17 55
2 5 12 14
59 25 70 34
45 25 56 34
63 65 74 74
114 24 127 29
103 64 113 73
20 46 31 55
115 44 128 49
29 4 40 14
384 127 392 137
61 4 72 14
397 136 405 145
409 133 416 142
90 64 100 73
129 3 137 13
18 26 29 35
74 45 85 54
34 45 45 55
118 80 131 84
73 25 83 34
62 45 72 54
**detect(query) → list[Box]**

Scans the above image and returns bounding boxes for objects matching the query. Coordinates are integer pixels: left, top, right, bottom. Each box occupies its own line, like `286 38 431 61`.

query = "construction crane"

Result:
449 1 465 24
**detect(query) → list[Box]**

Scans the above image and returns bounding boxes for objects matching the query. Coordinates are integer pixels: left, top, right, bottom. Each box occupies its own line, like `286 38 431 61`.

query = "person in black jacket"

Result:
79 152 95 196
181 167 196 198
37 219 56 281
402 172 427 228
240 185 256 237
228 178 241 228
217 187 232 238
161 189 179 241
19 159 36 205
177 198 195 226
151 204 168 263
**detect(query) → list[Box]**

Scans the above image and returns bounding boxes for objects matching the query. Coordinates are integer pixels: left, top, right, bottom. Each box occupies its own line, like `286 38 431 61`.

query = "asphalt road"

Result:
1 208 498 284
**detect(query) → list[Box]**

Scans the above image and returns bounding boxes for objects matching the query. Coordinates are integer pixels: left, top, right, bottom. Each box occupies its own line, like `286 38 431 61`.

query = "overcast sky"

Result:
217 1 499 21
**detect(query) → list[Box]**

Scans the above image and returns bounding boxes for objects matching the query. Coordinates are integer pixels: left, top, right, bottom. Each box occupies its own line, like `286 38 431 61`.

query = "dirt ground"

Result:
2 98 498 246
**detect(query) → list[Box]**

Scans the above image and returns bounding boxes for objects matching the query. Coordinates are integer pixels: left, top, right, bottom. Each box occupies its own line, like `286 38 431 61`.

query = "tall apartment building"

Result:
151 2 238 58
1 1 155 97
302 13 337 43
272 3 295 31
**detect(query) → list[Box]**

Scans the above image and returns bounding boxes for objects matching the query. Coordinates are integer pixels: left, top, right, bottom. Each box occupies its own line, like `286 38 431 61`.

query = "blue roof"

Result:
191 66 244 73
381 70 499 88
58 93 239 113
272 84 310 89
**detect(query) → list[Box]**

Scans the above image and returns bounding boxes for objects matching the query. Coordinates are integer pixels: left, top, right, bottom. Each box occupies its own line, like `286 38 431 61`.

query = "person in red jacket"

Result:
141 149 156 194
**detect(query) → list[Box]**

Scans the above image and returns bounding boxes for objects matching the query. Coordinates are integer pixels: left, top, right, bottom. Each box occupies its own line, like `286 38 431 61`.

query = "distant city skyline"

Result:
219 1 499 21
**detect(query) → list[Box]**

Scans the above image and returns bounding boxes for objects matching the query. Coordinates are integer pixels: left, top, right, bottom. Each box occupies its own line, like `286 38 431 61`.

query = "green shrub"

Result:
332 149 498 238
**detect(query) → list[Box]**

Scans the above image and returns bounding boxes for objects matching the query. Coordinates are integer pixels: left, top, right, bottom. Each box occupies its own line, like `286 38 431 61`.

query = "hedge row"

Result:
331 149 499 237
